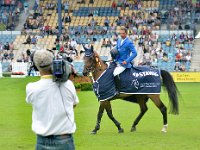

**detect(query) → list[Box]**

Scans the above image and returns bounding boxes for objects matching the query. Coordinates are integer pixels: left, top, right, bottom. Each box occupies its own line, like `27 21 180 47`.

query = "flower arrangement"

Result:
11 72 26 78
11 72 25 75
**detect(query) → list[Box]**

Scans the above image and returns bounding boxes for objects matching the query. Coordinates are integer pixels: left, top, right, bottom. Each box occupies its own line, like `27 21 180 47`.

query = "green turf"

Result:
0 77 200 150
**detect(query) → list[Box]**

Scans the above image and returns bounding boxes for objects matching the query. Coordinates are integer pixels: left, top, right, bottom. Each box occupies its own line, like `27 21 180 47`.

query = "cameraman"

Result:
26 50 79 150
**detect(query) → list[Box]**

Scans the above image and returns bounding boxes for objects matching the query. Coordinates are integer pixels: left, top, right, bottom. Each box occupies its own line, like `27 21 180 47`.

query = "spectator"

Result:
9 42 14 50
162 52 168 62
9 50 14 60
179 32 185 43
7 12 14 30
143 49 151 65
88 10 93 17
179 64 186 71
93 9 99 16
70 39 77 49
49 2 55 10
64 13 71 23
175 49 183 62
138 36 144 46
165 39 171 47
33 0 39 12
63 1 69 13
31 36 37 44
69 45 78 57
185 52 191 62
77 0 85 4
171 33 177 41
60 44 65 53
106 39 112 49
17 1 23 12
4 42 10 50
111 1 117 9
24 35 31 44
89 0 94 4
104 17 110 27
188 33 194 43
2 11 8 25
156 48 164 60
26 49 31 56
55 40 60 51
151 57 158 67
101 38 107 47
0 42 4 51
174 61 180 71
3 51 9 60
24 0 29 14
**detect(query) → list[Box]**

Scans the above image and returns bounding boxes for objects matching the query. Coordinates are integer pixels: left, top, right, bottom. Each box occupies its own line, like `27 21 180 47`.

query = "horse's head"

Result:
82 50 107 79
82 44 94 76
83 52 96 76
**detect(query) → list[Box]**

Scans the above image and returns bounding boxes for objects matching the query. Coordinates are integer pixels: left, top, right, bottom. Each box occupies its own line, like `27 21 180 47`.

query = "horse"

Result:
82 50 179 134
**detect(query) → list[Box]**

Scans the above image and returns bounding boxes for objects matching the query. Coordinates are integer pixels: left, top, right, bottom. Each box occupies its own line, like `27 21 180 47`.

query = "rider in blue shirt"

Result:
110 27 137 94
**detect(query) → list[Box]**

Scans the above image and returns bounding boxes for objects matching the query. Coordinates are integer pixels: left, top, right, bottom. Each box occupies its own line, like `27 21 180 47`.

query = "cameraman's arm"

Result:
26 83 35 104
67 80 79 107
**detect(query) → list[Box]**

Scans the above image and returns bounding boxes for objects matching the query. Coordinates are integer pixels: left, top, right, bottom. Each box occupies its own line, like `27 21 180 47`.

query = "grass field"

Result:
0 77 200 150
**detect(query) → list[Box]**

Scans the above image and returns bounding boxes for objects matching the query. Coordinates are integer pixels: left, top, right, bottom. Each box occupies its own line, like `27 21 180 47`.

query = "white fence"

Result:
11 62 29 75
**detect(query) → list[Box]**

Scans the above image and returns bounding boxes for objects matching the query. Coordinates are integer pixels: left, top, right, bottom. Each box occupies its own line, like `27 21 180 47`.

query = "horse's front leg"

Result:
105 101 124 133
91 101 106 134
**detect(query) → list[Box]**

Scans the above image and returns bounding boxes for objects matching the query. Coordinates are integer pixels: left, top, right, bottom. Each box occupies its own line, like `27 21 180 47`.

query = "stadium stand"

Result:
1 0 200 75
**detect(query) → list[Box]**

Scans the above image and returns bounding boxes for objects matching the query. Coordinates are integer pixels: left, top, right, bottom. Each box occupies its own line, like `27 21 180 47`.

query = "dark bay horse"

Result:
82 51 179 134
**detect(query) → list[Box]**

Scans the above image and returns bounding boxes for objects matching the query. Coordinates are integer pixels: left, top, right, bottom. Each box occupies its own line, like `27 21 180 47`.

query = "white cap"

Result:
33 50 54 71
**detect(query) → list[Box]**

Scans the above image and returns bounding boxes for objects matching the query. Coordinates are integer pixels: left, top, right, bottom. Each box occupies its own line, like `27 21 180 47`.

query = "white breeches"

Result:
113 64 126 76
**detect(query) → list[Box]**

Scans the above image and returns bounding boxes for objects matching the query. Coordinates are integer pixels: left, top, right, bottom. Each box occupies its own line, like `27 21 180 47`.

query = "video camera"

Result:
52 59 72 82
28 50 72 82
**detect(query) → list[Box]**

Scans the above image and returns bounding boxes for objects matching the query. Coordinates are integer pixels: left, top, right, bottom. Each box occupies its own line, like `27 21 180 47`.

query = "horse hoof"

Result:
161 124 168 133
161 128 167 133
91 130 97 135
130 127 136 132
118 128 124 133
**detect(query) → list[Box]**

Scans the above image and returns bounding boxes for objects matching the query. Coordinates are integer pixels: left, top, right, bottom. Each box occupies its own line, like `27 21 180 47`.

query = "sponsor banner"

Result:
171 72 200 82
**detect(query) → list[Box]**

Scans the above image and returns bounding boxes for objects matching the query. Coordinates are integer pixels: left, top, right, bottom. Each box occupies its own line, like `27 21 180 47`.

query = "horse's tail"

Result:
160 70 179 115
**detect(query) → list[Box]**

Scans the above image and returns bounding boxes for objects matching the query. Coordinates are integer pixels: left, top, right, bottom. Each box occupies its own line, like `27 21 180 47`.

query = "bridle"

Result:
84 55 96 75
84 53 105 77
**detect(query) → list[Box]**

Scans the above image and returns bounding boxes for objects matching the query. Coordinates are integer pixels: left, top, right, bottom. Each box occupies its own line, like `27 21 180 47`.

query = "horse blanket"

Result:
93 62 161 101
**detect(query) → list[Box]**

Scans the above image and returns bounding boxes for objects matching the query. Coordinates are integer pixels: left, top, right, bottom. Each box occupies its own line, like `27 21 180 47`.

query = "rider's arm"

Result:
125 41 137 63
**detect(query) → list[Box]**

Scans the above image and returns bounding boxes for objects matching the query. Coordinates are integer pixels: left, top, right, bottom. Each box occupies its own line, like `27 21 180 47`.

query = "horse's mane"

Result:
93 51 101 59
93 51 108 67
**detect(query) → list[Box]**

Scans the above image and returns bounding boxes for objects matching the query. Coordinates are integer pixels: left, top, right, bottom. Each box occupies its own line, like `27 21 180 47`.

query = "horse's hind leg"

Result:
91 101 105 134
105 101 124 133
149 95 168 133
131 96 148 132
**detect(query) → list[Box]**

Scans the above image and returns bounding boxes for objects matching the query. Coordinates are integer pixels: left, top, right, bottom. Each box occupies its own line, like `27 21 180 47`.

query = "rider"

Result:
110 27 137 94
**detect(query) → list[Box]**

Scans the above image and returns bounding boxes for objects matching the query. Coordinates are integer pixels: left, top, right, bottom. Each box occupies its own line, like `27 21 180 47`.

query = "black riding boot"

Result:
114 75 121 95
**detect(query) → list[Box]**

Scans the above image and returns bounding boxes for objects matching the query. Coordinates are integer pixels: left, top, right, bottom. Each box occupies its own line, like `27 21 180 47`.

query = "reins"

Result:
84 53 107 81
